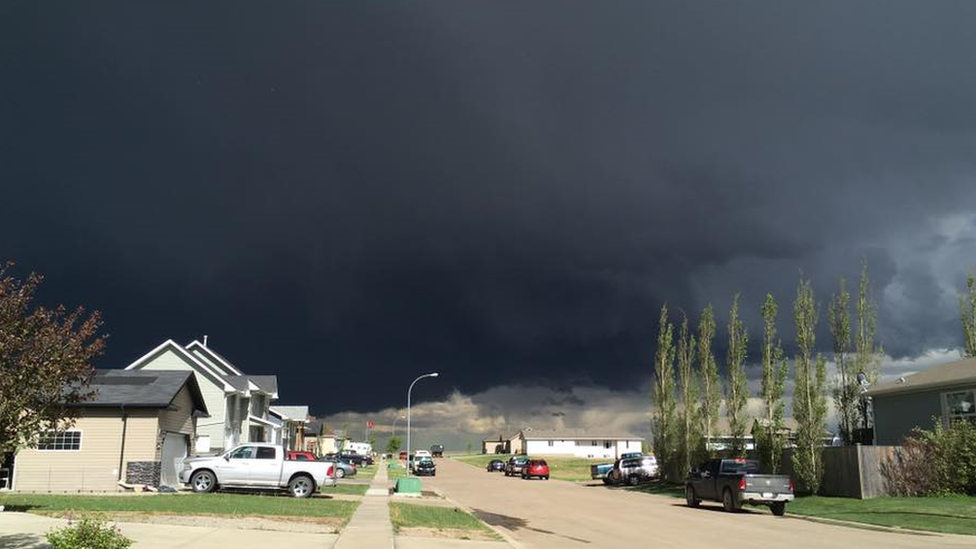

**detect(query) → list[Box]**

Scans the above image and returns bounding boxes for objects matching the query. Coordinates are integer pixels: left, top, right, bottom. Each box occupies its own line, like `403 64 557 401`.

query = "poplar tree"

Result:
960 269 976 358
829 278 859 445
854 264 884 385
676 313 700 478
792 278 828 493
652 304 677 480
725 294 749 458
756 294 788 473
697 305 721 459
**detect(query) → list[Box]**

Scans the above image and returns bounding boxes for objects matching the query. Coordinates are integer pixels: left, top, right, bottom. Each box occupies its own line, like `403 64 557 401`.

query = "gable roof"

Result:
519 428 641 441
124 339 237 392
866 357 976 397
186 340 245 376
270 406 309 422
223 375 278 398
76 370 209 415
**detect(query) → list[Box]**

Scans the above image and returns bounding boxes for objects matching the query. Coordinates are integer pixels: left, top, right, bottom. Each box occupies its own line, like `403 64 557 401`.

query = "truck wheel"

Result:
627 475 640 486
602 476 612 485
190 470 216 493
289 475 315 498
722 488 740 513
685 486 700 508
770 502 786 516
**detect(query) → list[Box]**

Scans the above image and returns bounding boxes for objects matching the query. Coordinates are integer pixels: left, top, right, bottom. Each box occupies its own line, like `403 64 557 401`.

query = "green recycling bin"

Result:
395 477 422 494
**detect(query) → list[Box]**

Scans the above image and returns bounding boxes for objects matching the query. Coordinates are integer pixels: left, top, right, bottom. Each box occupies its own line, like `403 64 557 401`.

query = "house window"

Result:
591 440 598 446
945 390 976 423
604 440 611 449
37 430 82 451
548 440 554 447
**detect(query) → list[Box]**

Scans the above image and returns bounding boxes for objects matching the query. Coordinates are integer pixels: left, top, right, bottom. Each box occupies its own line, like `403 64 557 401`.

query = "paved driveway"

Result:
427 458 973 549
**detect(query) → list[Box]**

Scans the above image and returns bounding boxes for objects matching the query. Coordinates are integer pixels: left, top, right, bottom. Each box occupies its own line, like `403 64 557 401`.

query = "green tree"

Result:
676 313 699 478
853 264 884 434
697 305 721 459
792 278 829 493
829 278 859 445
960 269 976 358
725 294 749 458
652 304 678 480
0 263 106 455
756 294 788 473
385 436 402 455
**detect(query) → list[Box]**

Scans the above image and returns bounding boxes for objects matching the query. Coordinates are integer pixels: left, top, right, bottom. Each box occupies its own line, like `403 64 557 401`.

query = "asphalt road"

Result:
426 458 973 549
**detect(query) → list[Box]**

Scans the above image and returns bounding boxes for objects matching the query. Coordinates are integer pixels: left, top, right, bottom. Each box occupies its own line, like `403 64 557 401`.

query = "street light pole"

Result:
407 372 439 474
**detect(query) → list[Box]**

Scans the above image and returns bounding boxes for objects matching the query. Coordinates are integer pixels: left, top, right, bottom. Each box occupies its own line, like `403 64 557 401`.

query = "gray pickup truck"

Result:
590 452 645 481
685 458 793 516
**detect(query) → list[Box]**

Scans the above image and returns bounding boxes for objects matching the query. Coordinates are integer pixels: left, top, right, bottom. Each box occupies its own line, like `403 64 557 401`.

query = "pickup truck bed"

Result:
685 459 793 516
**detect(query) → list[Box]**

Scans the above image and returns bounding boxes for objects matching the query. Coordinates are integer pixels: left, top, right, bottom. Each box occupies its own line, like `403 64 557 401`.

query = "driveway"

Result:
426 458 973 549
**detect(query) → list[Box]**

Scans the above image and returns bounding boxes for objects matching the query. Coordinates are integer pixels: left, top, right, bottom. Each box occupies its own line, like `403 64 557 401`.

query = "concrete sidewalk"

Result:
0 512 338 549
332 459 395 549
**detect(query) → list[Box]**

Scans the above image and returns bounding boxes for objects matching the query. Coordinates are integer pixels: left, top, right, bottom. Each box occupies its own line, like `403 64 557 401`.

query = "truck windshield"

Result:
721 460 760 474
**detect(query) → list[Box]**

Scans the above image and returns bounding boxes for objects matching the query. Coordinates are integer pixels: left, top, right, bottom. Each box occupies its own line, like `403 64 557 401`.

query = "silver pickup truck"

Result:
685 458 793 516
180 443 336 498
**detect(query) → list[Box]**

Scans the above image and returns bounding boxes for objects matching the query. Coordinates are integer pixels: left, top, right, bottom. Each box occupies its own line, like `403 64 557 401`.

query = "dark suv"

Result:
504 456 530 477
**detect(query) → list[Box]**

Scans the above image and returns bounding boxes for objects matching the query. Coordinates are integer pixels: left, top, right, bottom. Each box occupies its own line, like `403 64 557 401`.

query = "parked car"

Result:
685 458 794 516
486 459 506 472
414 457 437 476
522 459 549 480
335 460 358 478
399 451 408 460
430 444 444 458
181 443 335 498
414 450 432 459
340 450 374 466
504 456 530 477
590 452 647 480
607 456 658 486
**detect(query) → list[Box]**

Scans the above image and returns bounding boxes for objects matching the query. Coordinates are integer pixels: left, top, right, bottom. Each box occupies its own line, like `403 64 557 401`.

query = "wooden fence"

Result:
781 444 899 498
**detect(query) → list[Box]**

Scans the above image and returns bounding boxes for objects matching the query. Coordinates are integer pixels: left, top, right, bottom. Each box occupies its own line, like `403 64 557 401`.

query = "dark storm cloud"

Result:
2 1 976 414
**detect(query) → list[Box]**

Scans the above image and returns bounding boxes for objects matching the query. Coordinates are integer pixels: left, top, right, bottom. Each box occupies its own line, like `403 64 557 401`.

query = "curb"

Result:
786 513 940 537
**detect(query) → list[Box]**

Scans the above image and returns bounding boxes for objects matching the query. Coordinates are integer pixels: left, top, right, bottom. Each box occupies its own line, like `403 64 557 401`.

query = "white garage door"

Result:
160 433 188 487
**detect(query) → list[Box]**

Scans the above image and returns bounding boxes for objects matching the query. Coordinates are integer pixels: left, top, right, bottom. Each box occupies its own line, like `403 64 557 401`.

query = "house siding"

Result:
522 438 642 458
137 348 229 451
158 386 196 440
873 384 974 445
14 409 159 492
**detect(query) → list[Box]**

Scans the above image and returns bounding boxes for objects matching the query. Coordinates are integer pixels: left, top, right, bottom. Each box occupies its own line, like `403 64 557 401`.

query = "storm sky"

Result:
3 2 976 438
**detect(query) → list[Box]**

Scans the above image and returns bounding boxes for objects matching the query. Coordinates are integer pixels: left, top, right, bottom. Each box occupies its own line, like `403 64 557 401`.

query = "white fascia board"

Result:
125 339 239 393
186 340 245 376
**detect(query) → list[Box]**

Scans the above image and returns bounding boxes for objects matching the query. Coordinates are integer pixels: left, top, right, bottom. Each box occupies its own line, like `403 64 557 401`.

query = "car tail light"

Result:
789 478 795 492
739 477 747 491
327 465 334 477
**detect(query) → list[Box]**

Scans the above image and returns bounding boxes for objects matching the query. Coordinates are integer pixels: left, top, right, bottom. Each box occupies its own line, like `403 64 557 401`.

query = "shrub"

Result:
47 517 132 549
882 419 976 496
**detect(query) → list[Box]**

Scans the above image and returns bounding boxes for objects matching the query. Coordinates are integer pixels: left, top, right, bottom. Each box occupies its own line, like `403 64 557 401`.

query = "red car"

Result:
286 451 335 477
522 459 550 480
399 451 408 460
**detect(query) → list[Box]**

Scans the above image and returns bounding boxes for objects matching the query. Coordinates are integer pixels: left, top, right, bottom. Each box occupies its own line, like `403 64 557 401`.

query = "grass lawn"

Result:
323 483 369 496
388 463 410 481
389 502 500 539
625 480 685 498
353 465 378 480
785 495 976 536
0 493 360 523
453 454 607 482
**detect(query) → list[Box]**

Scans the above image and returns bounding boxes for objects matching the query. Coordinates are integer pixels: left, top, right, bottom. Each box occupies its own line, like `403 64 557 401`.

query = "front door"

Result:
249 446 281 486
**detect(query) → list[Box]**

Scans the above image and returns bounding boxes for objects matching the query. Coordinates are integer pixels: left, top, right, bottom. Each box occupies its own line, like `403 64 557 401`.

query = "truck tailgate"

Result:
744 475 791 495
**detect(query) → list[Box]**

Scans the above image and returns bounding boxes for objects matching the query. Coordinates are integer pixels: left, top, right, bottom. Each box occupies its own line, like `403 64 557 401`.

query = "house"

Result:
124 339 278 453
481 432 524 455
269 406 309 451
517 429 643 459
9 369 208 492
866 356 976 445
705 418 800 452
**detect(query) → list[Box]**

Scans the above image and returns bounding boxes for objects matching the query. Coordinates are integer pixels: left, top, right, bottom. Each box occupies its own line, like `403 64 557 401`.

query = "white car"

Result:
179 443 336 498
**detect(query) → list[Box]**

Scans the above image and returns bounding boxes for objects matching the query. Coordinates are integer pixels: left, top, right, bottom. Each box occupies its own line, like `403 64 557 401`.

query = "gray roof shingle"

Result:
78 370 208 415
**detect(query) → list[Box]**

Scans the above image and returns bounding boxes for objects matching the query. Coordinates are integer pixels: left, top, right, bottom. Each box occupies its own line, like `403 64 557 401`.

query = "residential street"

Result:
427 459 974 549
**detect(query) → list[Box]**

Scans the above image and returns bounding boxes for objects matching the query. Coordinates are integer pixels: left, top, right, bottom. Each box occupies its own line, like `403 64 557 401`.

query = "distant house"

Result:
269 406 309 451
9 369 208 492
703 418 835 452
124 339 278 453
518 429 643 459
481 432 524 455
867 357 976 445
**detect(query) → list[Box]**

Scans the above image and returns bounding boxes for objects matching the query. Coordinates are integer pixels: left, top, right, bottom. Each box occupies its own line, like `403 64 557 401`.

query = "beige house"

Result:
10 370 208 492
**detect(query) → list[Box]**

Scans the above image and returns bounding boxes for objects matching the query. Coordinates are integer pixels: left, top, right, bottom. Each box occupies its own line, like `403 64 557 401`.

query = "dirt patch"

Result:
32 511 341 534
398 526 501 541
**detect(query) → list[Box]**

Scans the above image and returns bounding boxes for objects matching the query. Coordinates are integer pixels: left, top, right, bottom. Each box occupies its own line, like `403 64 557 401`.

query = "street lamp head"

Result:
429 372 439 378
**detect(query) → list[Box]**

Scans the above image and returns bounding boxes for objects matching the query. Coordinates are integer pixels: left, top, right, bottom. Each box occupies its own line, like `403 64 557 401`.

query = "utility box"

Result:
395 477 422 495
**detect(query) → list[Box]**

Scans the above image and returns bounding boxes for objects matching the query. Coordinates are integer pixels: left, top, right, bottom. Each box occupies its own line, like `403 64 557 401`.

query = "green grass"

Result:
353 465 378 480
387 463 410 481
0 493 360 523
323 483 369 496
785 495 976 536
453 454 607 482
625 480 686 498
389 502 500 539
